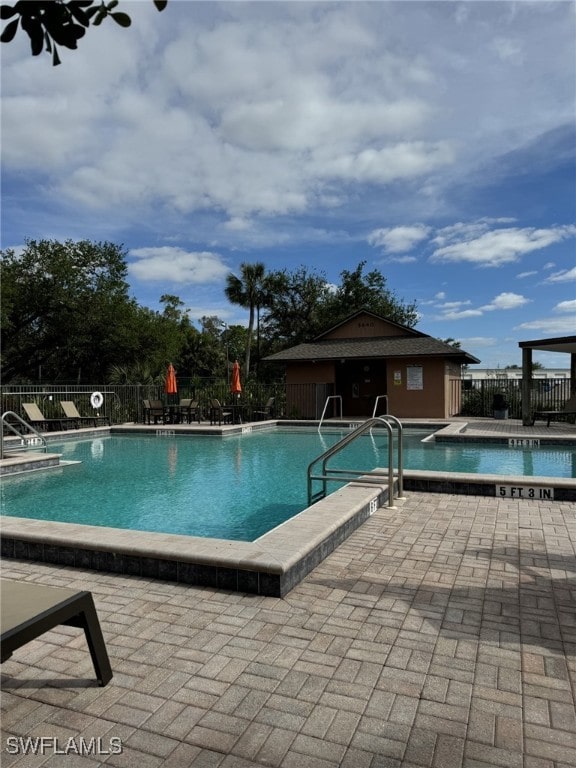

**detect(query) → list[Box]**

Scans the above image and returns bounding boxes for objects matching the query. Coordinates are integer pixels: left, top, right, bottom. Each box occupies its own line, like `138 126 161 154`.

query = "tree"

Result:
259 261 419 353
318 261 418 330
0 0 167 66
224 262 269 377
0 238 176 383
261 265 331 347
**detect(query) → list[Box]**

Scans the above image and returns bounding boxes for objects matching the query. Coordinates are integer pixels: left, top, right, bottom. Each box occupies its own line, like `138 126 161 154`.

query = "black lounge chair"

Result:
60 401 109 428
0 579 113 686
22 403 74 432
532 395 576 427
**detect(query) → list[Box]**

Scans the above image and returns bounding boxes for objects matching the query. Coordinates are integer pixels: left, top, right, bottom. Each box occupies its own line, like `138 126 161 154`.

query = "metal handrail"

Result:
318 395 343 432
372 395 389 417
1 411 47 458
307 416 403 507
379 414 404 498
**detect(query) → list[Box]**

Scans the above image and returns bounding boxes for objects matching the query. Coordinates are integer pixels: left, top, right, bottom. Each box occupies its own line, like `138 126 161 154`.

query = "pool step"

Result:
0 452 64 476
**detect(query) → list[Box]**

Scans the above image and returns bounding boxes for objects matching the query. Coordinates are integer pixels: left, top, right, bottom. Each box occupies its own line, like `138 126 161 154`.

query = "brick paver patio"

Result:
2 486 575 767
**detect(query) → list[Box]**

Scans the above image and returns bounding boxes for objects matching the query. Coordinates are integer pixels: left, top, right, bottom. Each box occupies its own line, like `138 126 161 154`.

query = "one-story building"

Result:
264 309 480 419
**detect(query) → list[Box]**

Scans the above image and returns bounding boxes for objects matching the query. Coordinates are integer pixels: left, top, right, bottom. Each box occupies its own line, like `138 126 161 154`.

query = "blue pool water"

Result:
1 429 574 541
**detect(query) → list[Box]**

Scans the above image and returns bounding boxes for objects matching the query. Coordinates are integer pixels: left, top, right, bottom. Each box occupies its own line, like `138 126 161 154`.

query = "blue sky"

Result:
1 0 575 370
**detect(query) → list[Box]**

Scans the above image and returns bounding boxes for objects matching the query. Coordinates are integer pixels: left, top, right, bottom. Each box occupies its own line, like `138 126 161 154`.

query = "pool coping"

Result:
2 419 575 596
0 477 391 597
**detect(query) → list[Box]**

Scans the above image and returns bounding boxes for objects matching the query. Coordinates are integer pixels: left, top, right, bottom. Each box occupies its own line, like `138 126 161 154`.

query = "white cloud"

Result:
515 317 576 335
555 299 576 313
434 291 529 320
516 271 537 279
544 266 576 283
438 308 484 320
480 292 530 311
430 226 576 267
128 247 229 284
458 337 498 348
1 1 573 236
368 224 431 253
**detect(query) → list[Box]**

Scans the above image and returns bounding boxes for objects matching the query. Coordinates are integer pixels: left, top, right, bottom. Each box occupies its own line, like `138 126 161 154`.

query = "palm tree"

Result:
225 262 267 377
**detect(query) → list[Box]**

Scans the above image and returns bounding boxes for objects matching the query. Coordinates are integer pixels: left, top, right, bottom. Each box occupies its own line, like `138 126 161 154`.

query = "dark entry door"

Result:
336 360 387 417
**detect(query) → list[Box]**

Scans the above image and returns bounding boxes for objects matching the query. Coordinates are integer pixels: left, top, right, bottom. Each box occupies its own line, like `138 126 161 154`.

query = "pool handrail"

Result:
318 395 343 432
372 395 389 418
0 410 47 458
307 416 403 507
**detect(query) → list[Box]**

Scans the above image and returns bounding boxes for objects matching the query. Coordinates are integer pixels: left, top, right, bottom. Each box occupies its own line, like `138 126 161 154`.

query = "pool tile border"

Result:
0 480 391 597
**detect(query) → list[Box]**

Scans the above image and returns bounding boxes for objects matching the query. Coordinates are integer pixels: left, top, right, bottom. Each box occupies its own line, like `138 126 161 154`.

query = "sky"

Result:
1 0 575 370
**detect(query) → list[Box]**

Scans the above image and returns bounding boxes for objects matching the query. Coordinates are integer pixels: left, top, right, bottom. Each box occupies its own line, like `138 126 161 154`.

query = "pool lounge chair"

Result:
22 403 74 432
60 401 110 428
0 579 113 686
532 394 576 427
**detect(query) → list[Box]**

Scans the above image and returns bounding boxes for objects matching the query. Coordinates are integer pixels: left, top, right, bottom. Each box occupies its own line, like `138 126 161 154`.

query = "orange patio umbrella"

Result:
165 363 178 396
230 360 242 396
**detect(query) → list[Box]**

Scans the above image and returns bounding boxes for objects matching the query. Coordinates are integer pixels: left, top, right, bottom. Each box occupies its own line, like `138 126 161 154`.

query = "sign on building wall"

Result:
407 366 423 390
394 370 402 386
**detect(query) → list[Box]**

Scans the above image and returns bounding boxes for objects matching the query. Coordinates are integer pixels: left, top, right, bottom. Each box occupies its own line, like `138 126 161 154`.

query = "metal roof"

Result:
518 335 576 355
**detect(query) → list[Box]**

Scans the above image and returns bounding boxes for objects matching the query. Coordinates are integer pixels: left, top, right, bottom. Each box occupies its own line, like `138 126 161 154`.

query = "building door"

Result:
336 360 387 417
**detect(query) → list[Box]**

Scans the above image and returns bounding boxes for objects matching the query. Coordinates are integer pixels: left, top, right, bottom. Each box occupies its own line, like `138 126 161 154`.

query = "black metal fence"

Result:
461 377 573 419
1 378 573 426
1 379 285 426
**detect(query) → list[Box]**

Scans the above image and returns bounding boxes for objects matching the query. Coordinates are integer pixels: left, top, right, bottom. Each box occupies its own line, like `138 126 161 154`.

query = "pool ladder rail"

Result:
307 415 404 507
1 411 48 458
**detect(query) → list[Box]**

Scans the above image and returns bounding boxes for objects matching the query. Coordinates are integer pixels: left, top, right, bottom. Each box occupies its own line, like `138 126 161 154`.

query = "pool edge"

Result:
0 479 392 598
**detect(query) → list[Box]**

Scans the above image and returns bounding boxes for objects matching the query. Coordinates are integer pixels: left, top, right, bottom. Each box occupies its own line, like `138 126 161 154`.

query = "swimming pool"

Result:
2 428 575 541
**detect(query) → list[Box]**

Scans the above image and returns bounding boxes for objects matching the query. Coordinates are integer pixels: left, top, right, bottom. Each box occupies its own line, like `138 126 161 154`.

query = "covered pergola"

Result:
519 335 576 425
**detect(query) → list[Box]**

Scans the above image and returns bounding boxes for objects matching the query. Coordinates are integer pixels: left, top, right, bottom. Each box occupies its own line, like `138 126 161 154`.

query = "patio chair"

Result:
143 399 166 424
1 579 113 686
210 399 232 425
253 397 275 420
177 399 201 423
22 403 73 432
60 401 110 428
532 394 576 427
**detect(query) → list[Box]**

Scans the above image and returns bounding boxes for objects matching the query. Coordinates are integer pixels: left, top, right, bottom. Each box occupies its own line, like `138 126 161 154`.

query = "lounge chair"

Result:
1 579 113 686
143 399 166 424
210 399 232 425
253 397 275 420
22 403 74 432
177 399 201 423
532 394 576 427
60 401 109 428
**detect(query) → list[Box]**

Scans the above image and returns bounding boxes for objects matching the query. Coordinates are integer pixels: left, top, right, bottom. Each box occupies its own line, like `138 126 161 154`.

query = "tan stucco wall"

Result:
324 317 407 340
386 358 447 418
284 358 464 419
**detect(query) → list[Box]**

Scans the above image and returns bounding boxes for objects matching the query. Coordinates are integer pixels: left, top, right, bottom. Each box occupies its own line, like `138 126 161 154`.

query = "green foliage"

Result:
0 239 187 384
225 262 268 376
260 260 419 351
0 0 167 65
317 261 419 331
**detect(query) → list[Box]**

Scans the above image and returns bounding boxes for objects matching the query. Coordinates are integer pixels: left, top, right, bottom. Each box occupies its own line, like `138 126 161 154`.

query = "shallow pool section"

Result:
2 429 575 541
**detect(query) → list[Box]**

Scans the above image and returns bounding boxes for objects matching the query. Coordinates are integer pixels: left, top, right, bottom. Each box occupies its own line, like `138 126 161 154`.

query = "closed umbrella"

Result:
165 363 178 397
231 360 242 396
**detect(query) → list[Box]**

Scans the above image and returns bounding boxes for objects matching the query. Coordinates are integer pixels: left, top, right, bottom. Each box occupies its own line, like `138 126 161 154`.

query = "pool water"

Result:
1 429 574 541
